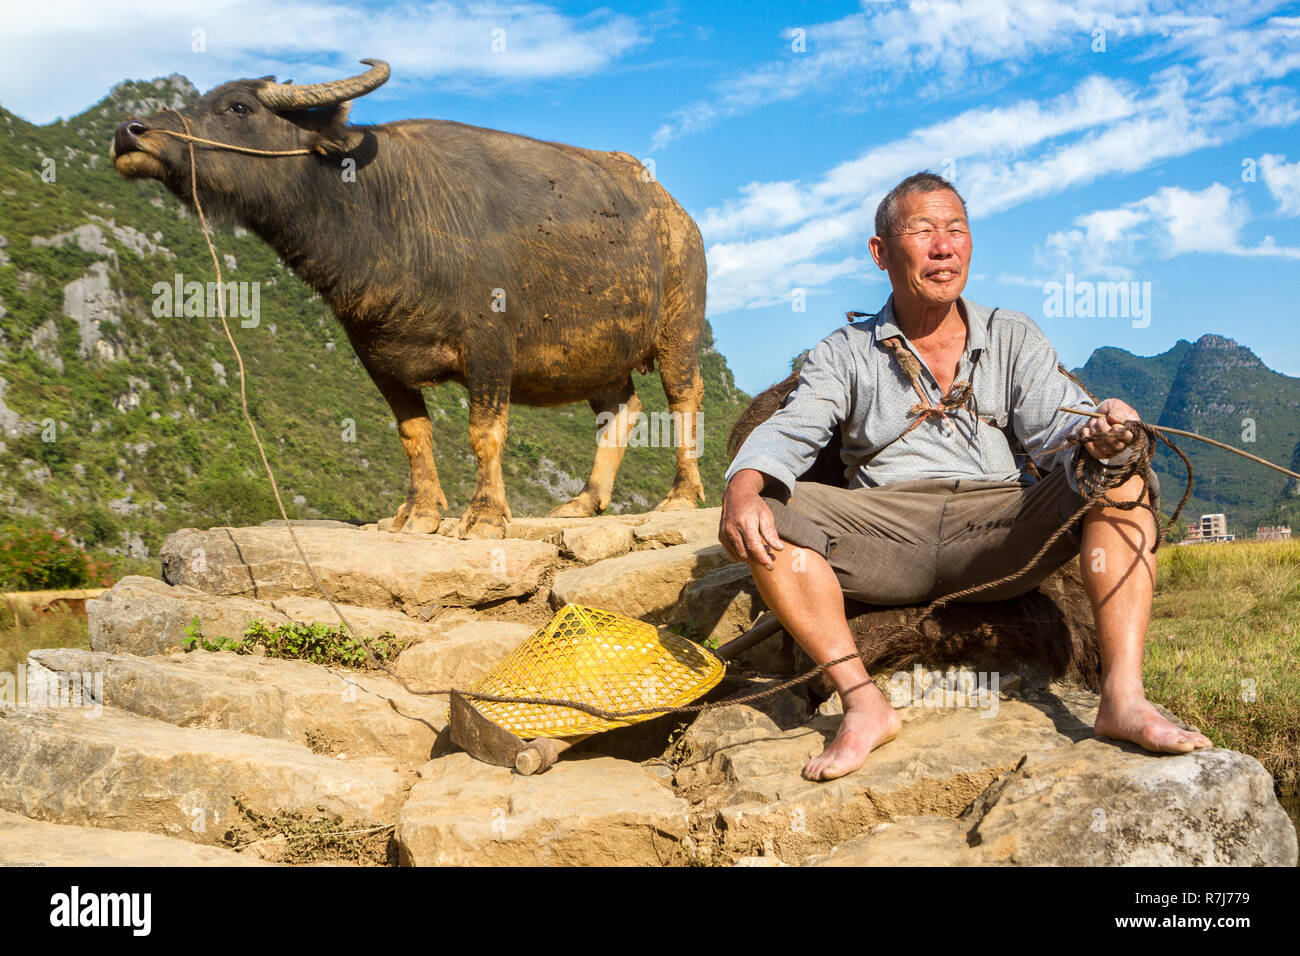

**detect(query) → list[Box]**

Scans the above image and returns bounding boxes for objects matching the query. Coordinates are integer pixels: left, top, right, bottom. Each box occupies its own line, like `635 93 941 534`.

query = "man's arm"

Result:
1007 317 1126 487
723 332 853 499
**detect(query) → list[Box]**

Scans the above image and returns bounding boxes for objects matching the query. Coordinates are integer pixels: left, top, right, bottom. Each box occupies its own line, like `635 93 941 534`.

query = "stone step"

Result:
0 810 269 866
550 541 734 621
0 704 409 846
368 508 722 556
395 753 689 866
28 647 446 768
160 525 558 611
672 686 1076 864
88 575 292 656
87 575 517 666
390 621 536 689
965 739 1298 866
670 676 1298 867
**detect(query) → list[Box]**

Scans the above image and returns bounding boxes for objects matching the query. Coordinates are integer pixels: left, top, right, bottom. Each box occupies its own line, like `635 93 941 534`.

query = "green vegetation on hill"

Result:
0 75 749 562
1073 335 1300 535
3 71 1296 561
1074 340 1192 420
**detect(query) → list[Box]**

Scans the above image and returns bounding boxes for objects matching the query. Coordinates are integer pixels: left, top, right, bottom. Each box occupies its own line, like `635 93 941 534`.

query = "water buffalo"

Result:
110 59 707 538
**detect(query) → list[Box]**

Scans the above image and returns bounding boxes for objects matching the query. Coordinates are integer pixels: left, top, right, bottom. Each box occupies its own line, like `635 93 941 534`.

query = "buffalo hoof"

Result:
456 504 508 540
547 497 600 518
653 494 698 512
390 503 443 534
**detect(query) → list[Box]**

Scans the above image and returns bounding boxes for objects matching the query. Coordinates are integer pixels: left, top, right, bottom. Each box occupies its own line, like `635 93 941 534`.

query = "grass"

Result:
1147 538 1300 793
182 617 410 670
0 601 92 676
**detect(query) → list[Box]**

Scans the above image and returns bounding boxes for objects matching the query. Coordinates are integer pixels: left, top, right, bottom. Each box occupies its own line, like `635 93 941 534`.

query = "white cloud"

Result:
0 1 646 124
1041 182 1300 279
701 75 1139 244
650 0 1277 148
1260 153 1300 216
1196 18 1300 94
701 69 1300 312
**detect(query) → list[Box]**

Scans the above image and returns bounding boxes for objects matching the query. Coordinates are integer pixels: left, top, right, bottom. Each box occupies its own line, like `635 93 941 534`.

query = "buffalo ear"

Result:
291 102 364 154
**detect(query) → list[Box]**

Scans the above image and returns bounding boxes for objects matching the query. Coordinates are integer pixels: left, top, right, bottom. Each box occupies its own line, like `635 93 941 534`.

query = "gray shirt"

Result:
724 294 1099 497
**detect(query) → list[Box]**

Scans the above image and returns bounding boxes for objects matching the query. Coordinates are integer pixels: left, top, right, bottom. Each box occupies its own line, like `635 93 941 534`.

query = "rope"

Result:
151 126 317 156
170 120 1297 730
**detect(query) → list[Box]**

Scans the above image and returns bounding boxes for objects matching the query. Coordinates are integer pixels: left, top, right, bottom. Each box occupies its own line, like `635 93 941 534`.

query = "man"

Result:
719 171 1212 782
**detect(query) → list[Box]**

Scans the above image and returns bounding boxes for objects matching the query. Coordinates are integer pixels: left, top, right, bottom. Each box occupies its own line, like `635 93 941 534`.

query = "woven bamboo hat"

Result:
455 603 726 738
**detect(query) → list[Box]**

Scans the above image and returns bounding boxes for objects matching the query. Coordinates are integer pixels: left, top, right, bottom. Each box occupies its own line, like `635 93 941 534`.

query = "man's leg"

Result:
746 539 901 781
1081 473 1213 752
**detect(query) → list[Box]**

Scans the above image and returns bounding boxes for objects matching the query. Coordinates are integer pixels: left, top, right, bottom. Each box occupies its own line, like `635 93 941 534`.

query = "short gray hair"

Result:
874 172 967 240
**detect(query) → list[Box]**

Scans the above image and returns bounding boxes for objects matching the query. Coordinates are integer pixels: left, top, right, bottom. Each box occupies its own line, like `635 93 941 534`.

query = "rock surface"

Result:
28 647 446 767
0 810 269 866
965 740 1296 866
0 705 408 845
88 574 290 655
391 621 534 689
5 511 1295 867
160 525 557 610
396 754 689 866
550 541 734 620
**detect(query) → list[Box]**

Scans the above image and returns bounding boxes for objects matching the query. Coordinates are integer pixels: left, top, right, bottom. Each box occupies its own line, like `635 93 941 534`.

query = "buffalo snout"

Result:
112 120 147 156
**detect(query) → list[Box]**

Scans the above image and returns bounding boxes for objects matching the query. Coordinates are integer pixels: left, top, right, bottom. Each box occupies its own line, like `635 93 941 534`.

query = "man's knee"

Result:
759 492 832 556
746 538 829 576
1083 467 1160 513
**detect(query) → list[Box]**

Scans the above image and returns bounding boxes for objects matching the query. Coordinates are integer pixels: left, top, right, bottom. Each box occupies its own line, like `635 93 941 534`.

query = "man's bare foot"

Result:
1094 694 1213 753
803 685 902 781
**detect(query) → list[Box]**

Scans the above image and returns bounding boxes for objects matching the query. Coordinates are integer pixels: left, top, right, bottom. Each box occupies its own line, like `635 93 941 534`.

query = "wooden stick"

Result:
515 736 587 775
716 613 785 662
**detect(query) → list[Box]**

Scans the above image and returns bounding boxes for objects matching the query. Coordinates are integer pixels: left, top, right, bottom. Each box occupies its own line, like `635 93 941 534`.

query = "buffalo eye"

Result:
227 102 251 115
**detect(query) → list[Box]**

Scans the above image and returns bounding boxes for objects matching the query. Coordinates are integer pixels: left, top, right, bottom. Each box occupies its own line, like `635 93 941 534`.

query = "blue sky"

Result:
3 0 1299 395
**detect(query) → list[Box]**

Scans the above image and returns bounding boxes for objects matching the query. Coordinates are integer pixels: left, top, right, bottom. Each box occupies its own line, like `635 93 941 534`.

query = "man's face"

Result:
869 189 971 308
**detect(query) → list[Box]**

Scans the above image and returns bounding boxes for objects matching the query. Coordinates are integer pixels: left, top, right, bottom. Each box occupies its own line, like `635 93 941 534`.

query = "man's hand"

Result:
718 469 785 570
1078 397 1141 460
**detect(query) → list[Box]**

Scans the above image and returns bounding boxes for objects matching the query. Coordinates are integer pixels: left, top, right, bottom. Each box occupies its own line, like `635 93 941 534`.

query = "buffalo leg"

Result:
653 342 706 512
549 378 642 518
456 378 513 540
371 373 447 534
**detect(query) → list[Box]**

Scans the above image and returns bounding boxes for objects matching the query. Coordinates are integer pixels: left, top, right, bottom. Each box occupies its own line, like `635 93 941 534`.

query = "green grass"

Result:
182 617 410 670
1148 539 1300 792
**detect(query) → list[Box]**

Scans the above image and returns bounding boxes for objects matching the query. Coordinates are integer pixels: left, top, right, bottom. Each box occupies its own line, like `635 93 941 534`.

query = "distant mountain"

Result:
1074 340 1192 422
1072 335 1300 536
0 75 748 559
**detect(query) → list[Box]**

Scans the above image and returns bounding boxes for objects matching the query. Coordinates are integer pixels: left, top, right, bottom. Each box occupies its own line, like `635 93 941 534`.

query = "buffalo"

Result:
110 59 707 538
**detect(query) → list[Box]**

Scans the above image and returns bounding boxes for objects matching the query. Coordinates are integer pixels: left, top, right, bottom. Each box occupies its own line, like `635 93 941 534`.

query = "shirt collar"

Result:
874 293 989 359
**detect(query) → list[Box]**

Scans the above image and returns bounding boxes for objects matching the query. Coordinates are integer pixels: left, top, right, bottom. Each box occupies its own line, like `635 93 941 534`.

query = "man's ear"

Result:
292 102 364 154
868 234 890 271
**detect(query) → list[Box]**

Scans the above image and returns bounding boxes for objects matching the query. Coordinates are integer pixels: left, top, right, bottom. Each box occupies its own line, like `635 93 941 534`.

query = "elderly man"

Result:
719 171 1212 782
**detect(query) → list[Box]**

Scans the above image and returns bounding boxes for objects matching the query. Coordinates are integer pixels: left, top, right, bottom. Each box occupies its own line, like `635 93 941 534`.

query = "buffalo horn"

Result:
256 58 390 110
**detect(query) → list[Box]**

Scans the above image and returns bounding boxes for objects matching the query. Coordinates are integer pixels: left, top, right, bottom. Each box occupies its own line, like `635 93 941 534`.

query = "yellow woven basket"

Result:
454 603 726 738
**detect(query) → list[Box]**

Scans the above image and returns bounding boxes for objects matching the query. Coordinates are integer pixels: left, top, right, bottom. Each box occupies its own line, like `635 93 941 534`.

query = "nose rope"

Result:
145 115 317 156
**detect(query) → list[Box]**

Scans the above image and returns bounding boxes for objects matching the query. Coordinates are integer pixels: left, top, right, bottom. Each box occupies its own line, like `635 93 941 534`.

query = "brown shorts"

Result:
761 466 1159 606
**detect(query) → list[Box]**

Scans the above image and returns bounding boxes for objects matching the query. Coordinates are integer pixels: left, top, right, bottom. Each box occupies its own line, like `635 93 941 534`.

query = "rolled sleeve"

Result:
724 333 852 498
1007 317 1098 493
